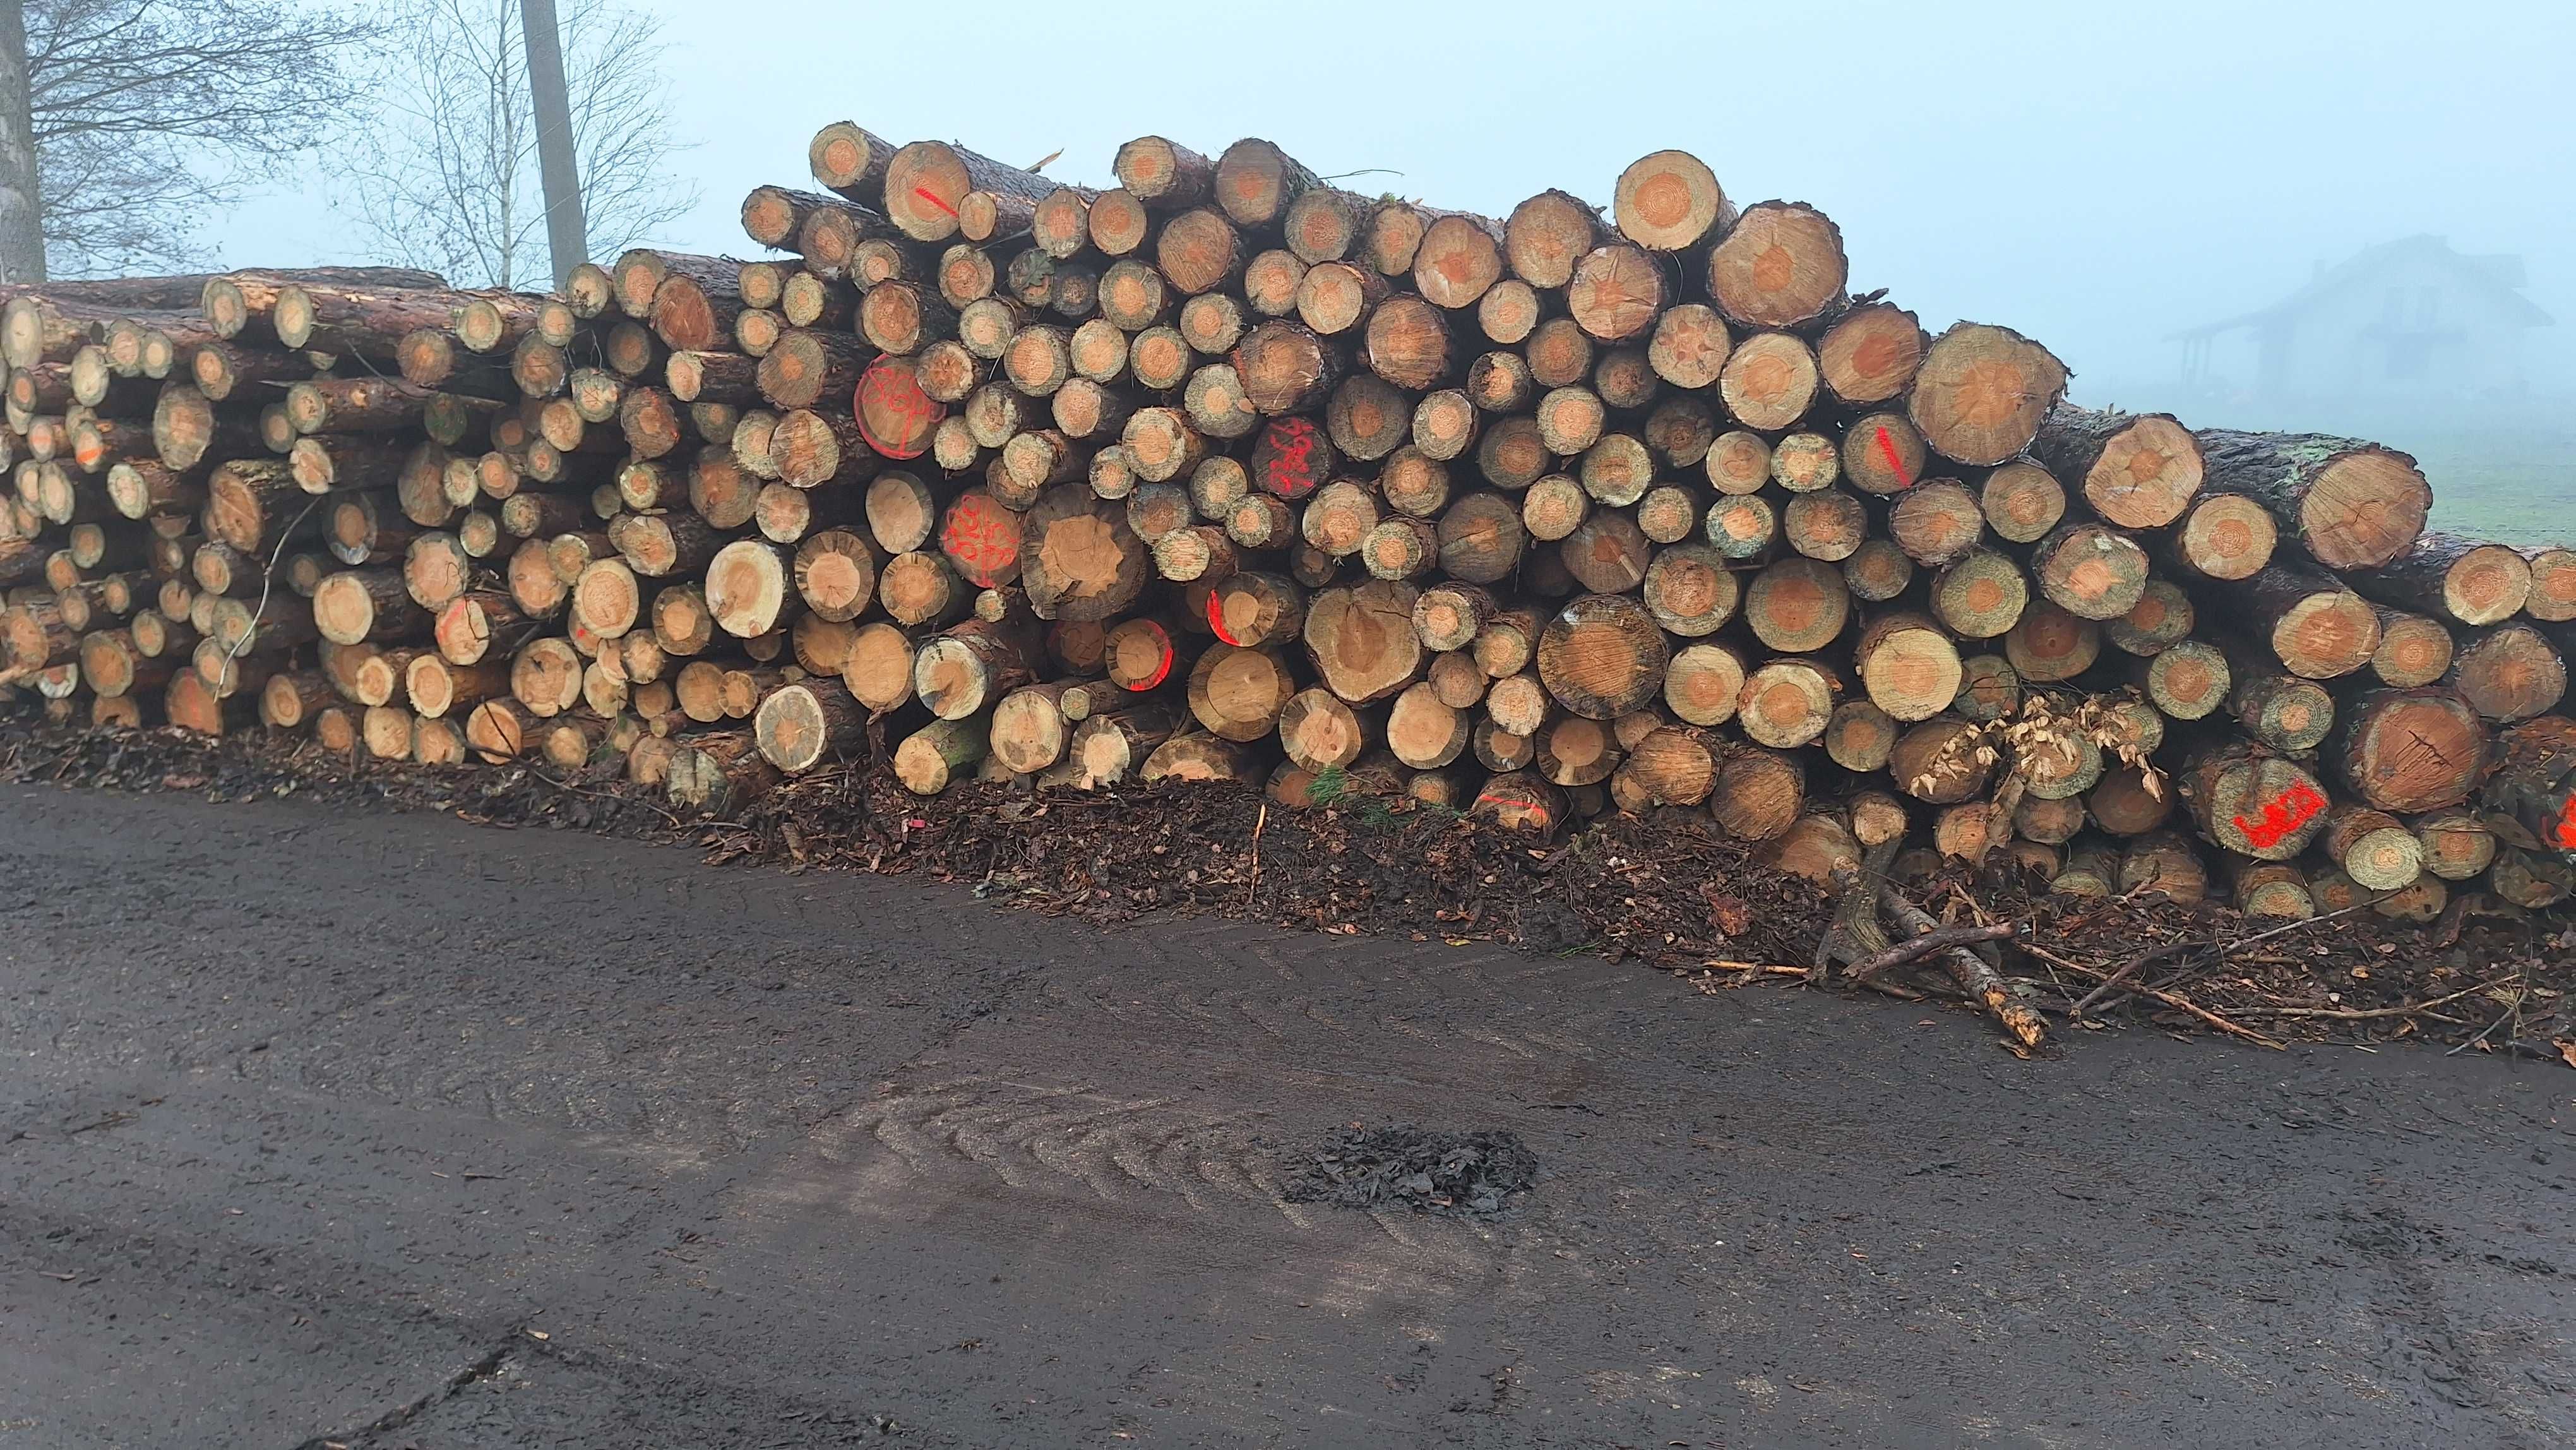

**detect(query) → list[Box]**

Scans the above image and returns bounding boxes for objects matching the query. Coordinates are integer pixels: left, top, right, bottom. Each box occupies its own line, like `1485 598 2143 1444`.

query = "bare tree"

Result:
0 0 387 280
340 0 696 291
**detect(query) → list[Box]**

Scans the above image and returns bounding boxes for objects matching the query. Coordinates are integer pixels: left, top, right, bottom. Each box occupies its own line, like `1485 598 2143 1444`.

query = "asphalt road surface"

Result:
3 783 2572 1449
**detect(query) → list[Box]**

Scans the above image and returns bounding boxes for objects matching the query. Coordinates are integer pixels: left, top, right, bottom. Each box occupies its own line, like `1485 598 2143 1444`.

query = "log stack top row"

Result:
0 121 2570 931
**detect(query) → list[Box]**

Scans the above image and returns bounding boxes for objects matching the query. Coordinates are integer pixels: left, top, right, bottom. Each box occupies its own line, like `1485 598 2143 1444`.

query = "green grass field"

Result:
2394 426 2576 545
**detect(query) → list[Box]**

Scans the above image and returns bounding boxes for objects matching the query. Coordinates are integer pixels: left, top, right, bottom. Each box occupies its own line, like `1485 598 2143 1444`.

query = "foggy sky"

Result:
206 0 2576 409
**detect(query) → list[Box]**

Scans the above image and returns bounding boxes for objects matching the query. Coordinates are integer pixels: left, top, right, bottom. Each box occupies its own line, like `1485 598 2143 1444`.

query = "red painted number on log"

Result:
857 362 937 458
941 501 1018 582
2233 780 2324 851
2555 791 2576 851
1873 426 1911 488
913 186 958 219
1265 418 1318 498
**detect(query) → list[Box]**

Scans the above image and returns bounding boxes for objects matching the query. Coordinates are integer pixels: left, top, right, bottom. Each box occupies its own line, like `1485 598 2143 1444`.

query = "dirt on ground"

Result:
3 717 2568 1058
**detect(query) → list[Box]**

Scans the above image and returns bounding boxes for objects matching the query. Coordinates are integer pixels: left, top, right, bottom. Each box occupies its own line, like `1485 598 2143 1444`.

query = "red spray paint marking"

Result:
912 186 959 219
2233 780 2325 851
1872 426 1912 488
855 361 939 458
939 496 1021 585
1126 625 1176 691
2553 791 2576 851
1207 587 1243 645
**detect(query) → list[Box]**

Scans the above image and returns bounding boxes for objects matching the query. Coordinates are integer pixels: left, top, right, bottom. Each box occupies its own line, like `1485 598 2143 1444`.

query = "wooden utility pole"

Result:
519 0 585 289
0 0 44 282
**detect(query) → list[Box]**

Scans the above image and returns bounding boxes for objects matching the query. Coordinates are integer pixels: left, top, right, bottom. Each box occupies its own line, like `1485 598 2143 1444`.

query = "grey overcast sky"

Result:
208 0 2575 403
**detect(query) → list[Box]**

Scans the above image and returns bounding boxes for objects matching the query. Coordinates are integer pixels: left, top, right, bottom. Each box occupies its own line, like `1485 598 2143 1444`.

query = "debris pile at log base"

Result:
3 716 2567 1058
0 125 2570 1052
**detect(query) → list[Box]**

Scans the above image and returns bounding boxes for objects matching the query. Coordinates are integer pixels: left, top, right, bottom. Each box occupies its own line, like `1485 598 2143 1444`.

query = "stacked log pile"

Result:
1 128 2571 935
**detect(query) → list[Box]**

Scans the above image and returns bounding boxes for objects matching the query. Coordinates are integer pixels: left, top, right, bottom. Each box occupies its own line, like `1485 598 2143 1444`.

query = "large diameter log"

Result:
2450 623 2567 724
754 680 866 773
1905 323 2068 467
2229 565 2382 680
1535 593 1668 719
2030 405 2203 529
2195 429 2431 571
2185 747 2331 861
2480 716 2576 859
1303 580 1424 704
2347 531 2534 626
1018 486 1148 622
706 540 793 638
1704 201 1846 329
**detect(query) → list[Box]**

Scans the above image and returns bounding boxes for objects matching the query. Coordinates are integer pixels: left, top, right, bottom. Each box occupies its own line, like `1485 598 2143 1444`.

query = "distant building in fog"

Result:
2173 236 2552 403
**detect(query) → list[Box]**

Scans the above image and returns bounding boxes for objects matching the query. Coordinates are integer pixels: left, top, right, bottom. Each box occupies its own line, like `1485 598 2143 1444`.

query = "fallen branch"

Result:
2062 898 2383 1019
2227 979 2506 1021
2022 942 2284 1049
1849 922 2016 982
1878 885 2046 1051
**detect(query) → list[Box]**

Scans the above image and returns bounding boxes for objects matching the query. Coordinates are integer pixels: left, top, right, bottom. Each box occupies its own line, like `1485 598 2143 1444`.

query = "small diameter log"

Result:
1412 214 1506 310
313 567 429 646
1840 412 1926 498
1739 658 1839 750
2167 491 2277 582
2104 578 2195 656
1277 688 1370 773
2143 638 2232 720
1205 572 1306 649
1854 614 1965 723
2525 547 2576 623
2370 608 2457 688
1890 717 1996 804
2321 805 2426 891
1818 301 1924 406
1142 733 1261 786
1158 207 1245 295
2347 532 2534 626
2003 604 2101 683
2230 672 2336 753
1640 544 1738 638
1019 485 1149 622
1612 149 1732 251
2449 623 2566 724
1906 323 2068 467
2185 747 2331 861
2030 406 2203 530
913 620 1032 720
1887 481 1984 567
895 716 989 794
1717 332 1818 432
1977 460 2065 544
1473 772 1568 833
2196 428 2431 571
1565 244 1669 344
2029 520 2150 621
405 654 510 719
755 680 866 773
987 682 1076 773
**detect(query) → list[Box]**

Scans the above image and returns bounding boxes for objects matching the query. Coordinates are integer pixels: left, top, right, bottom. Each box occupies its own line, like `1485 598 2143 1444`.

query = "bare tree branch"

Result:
334 0 696 291
23 0 390 275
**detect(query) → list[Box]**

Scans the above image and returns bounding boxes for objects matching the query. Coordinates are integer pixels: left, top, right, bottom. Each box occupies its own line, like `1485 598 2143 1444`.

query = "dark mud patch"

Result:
1282 1127 1539 1220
